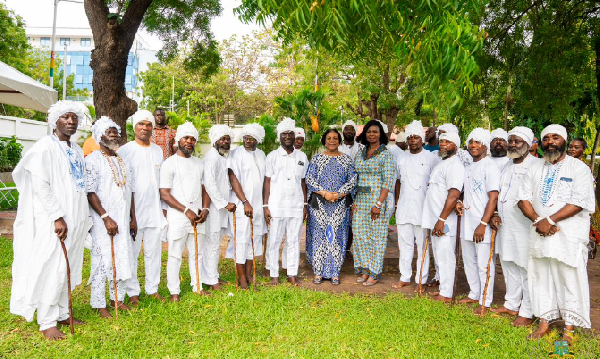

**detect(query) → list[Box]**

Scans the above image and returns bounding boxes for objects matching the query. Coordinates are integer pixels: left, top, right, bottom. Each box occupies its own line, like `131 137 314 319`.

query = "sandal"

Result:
356 276 366 283
363 279 378 287
312 276 322 285
331 278 340 285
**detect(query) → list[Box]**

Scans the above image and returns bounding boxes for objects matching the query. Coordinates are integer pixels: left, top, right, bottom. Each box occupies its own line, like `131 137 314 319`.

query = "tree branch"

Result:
84 0 109 36
122 0 153 35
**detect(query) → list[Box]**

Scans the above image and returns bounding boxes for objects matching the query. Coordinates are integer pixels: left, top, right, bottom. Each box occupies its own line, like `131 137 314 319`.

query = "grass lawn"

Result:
0 182 18 210
0 236 597 358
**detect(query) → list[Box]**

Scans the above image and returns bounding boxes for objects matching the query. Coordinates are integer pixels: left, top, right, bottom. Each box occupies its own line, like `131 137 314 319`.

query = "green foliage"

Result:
0 136 23 172
0 183 18 210
165 111 213 144
0 3 30 73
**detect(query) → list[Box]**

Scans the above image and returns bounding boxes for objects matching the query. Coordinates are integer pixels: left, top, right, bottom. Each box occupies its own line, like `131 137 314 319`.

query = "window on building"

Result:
88 76 93 84
80 38 91 47
40 37 51 46
75 75 83 84
60 38 70 46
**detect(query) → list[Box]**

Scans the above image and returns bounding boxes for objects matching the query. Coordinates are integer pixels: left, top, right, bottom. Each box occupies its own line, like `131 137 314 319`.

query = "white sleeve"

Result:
517 165 535 204
446 162 465 192
85 155 99 193
31 174 65 221
203 155 228 209
568 162 595 212
486 161 501 192
159 159 174 189
265 153 275 178
301 154 308 178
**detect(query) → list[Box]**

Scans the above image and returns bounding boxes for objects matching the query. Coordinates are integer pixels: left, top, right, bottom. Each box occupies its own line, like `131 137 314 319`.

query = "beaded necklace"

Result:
539 160 563 206
101 150 127 187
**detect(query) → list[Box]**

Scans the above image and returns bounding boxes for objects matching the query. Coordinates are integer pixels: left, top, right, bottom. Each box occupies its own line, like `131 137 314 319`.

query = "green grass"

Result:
0 182 18 210
0 236 597 358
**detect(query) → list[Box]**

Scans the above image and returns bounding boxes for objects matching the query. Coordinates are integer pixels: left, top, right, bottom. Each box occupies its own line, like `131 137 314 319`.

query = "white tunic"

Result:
490 156 510 170
203 147 231 233
10 136 91 322
118 141 165 230
497 154 542 268
265 147 308 218
85 151 135 281
160 154 206 239
462 157 501 243
338 142 363 162
421 154 465 233
396 149 440 225
517 155 595 267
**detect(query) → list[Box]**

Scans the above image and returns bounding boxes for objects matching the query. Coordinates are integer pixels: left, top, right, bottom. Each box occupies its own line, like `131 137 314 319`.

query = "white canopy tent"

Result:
0 60 57 113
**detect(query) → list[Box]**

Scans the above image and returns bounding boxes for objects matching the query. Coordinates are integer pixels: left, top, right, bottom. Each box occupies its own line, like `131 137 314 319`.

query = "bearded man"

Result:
338 120 363 161
490 128 510 169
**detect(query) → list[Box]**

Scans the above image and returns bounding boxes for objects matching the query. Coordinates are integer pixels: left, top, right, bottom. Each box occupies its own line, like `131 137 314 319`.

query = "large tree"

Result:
83 0 222 137
0 3 30 73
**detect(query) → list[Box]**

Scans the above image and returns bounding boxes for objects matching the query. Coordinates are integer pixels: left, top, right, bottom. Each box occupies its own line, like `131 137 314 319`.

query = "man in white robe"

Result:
338 120 363 162
490 126 541 326
118 109 166 302
225 123 267 289
294 127 306 151
264 118 309 285
159 122 210 300
393 120 439 289
86 117 136 317
490 128 510 169
518 124 594 341
203 124 236 290
11 100 91 340
421 132 465 302
437 123 473 168
458 128 500 314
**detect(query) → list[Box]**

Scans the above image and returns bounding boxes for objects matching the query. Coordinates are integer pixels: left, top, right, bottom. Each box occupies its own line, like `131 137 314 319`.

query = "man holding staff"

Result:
160 122 210 300
11 100 91 340
86 117 136 317
457 128 500 314
226 123 267 289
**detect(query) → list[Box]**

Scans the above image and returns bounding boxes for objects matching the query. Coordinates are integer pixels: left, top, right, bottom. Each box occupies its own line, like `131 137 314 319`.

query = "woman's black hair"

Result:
356 120 389 146
320 128 342 146
572 137 587 150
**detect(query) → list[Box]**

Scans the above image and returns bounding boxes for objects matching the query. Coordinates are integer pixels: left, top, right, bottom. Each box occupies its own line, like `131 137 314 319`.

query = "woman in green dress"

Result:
352 120 396 286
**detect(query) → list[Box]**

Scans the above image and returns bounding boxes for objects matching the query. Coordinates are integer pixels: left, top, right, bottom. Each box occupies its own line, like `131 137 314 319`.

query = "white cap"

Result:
91 116 120 143
175 122 199 142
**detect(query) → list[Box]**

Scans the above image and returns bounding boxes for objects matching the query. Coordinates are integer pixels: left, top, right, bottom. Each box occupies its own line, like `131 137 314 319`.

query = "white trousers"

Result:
267 217 302 277
462 240 495 306
528 256 590 328
431 241 440 281
431 234 457 298
167 232 203 295
280 222 305 270
125 227 162 296
202 230 222 286
499 258 532 318
226 234 263 264
397 224 428 284
90 246 126 308
37 284 69 331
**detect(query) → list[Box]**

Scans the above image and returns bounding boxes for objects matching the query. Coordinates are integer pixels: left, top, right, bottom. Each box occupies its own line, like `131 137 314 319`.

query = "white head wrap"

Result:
175 122 199 142
295 127 305 139
396 132 406 143
47 100 87 129
540 124 568 142
342 120 357 132
438 123 458 134
508 126 534 146
91 116 120 143
405 120 425 142
439 132 461 148
467 128 491 147
241 123 265 143
490 128 508 143
132 109 155 127
208 124 234 146
276 117 296 138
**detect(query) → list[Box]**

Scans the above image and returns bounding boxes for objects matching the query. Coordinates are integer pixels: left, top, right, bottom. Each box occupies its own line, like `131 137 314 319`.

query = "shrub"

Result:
0 136 23 172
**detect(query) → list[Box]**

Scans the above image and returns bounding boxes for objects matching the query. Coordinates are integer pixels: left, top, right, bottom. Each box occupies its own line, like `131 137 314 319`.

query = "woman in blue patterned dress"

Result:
306 129 358 285
352 120 396 286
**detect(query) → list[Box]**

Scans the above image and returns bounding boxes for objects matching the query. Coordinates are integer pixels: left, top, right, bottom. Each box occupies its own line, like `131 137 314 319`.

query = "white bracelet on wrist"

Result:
546 216 556 226
438 217 446 222
532 216 543 226
262 204 268 208
184 207 191 215
480 220 488 226
201 208 209 212
100 213 109 219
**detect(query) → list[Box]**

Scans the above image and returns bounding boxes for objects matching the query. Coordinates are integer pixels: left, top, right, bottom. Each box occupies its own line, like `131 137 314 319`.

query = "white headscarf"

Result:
467 128 491 147
490 128 508 143
276 117 296 138
175 122 199 142
438 123 458 134
396 132 407 143
241 123 265 143
439 132 461 148
91 116 120 143
342 120 357 132
208 124 234 146
508 126 534 146
540 124 568 142
47 100 88 129
295 127 305 139
405 120 425 142
132 109 155 127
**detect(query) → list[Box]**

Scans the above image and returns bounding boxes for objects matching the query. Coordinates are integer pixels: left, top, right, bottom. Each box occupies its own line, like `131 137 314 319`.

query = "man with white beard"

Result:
490 128 510 169
86 117 136 317
457 128 500 315
11 100 91 340
160 122 210 300
518 124 595 342
203 124 236 290
226 123 267 289
421 131 465 302
118 110 166 303
392 120 439 289
490 126 541 326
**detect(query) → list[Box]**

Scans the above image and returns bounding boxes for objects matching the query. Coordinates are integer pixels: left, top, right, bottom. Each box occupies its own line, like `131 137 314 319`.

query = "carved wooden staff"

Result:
250 219 257 291
480 229 497 316
110 234 119 319
233 214 238 290
418 230 431 295
451 212 462 306
193 225 201 294
59 237 74 335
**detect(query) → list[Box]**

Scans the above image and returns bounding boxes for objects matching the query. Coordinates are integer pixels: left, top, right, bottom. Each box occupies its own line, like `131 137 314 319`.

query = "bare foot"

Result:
458 297 478 305
511 316 533 327
529 321 550 340
170 294 180 302
58 317 85 326
218 278 229 285
210 283 222 291
128 296 140 306
430 294 452 303
392 280 411 289
148 292 165 302
239 276 249 289
287 276 298 286
490 306 519 316
110 300 131 311
426 279 440 287
473 306 489 316
562 325 575 344
97 308 112 319
40 327 65 340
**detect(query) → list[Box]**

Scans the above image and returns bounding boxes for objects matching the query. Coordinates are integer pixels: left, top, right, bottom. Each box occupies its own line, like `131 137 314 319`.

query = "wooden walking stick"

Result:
233 214 238 290
418 230 431 295
193 225 201 294
451 213 462 307
250 219 257 291
58 237 74 335
109 234 119 319
480 229 497 317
